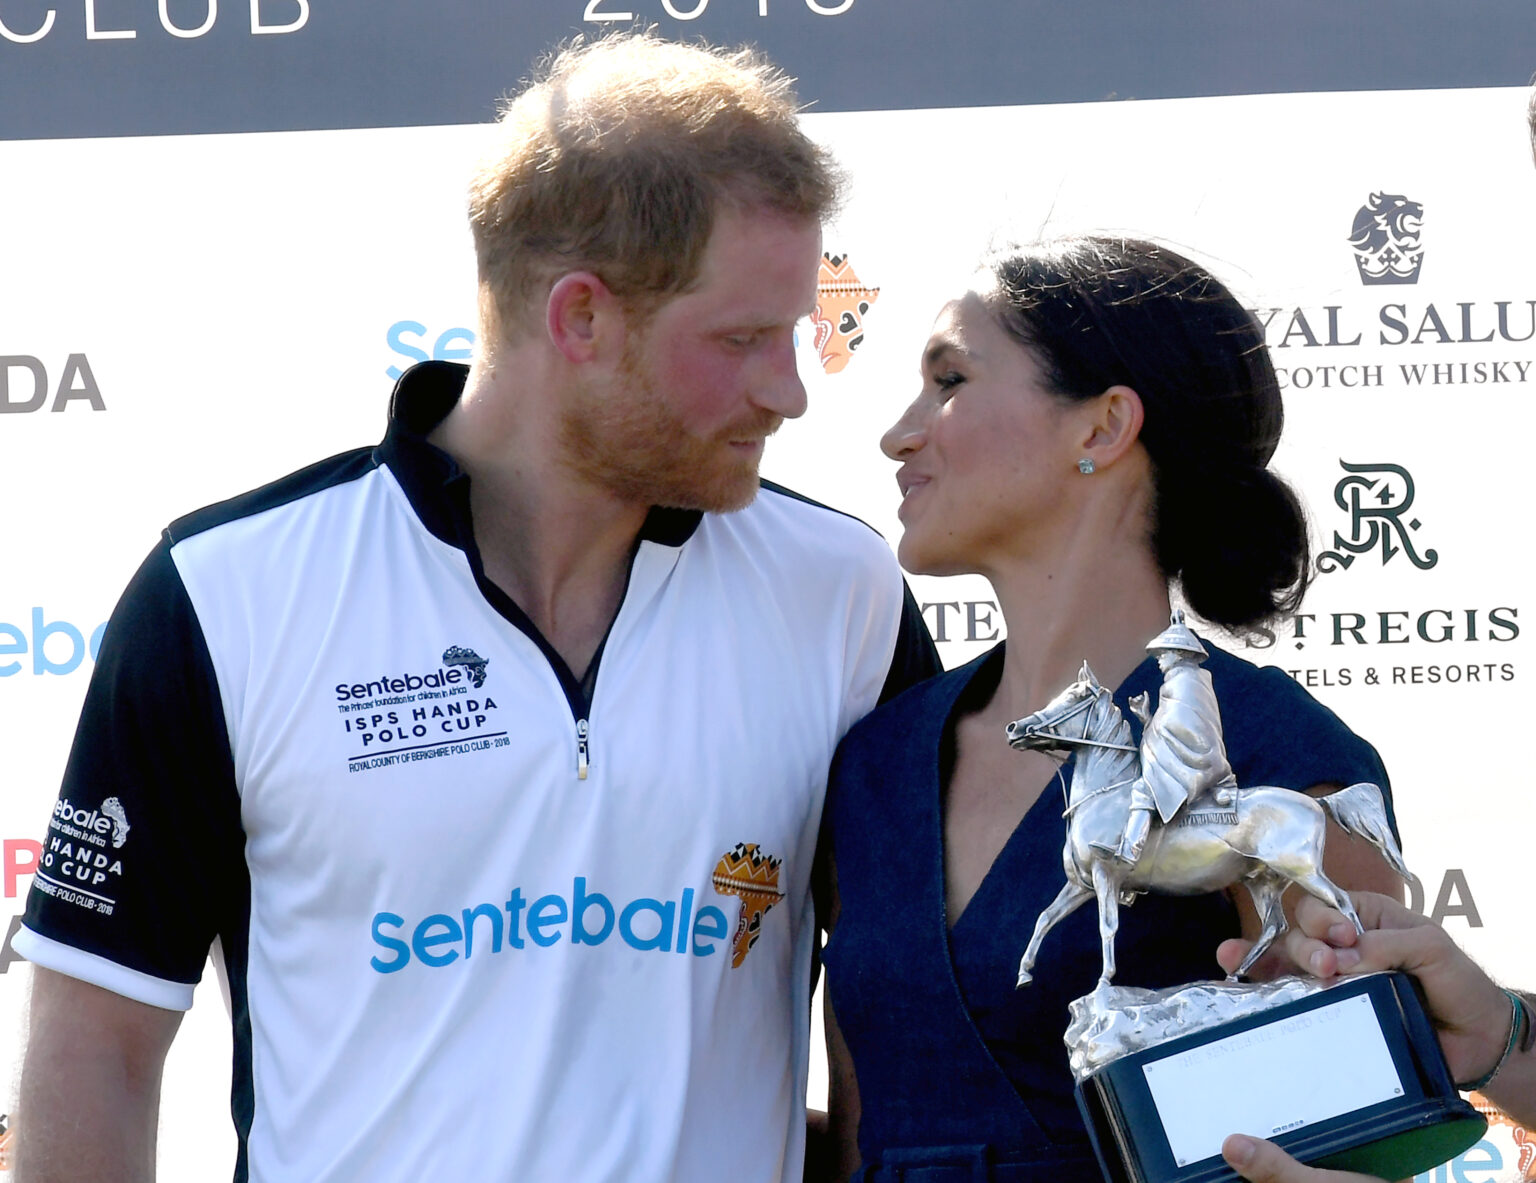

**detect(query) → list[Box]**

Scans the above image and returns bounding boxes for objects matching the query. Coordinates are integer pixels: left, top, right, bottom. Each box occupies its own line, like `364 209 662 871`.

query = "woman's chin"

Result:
894 534 930 575
896 535 972 579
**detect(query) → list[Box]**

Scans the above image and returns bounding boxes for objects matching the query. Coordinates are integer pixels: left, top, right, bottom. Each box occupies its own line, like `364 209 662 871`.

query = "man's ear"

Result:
546 272 624 365
1078 384 1145 470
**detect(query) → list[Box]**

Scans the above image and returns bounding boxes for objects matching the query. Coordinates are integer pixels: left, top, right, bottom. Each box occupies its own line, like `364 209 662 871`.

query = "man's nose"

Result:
753 343 809 420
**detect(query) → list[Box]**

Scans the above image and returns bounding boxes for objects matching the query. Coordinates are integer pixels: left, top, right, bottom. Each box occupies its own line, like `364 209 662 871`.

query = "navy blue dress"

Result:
822 642 1395 1183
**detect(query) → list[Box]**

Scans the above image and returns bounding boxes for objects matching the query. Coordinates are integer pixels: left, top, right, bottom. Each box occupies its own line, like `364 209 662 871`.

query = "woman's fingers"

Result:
1222 1135 1382 1183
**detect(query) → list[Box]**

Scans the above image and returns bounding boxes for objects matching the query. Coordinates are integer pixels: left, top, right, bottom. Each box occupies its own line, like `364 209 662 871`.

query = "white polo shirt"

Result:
18 361 937 1183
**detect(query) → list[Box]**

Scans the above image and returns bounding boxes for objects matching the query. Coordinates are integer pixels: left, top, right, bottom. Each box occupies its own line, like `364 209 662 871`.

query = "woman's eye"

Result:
934 371 964 393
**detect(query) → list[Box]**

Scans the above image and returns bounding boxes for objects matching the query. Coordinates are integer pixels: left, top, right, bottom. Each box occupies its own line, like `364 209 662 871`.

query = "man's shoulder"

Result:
164 445 382 548
754 479 873 523
723 479 897 570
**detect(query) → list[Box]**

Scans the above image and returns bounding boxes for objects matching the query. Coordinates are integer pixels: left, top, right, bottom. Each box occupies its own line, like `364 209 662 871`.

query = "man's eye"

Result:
934 371 964 392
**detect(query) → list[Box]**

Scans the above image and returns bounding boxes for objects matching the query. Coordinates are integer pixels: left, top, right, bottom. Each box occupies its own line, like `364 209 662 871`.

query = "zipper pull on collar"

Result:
576 717 590 781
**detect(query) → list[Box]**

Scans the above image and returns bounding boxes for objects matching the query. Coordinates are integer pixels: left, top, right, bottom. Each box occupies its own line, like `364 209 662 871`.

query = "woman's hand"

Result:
1218 891 1511 1088
1221 1133 1385 1183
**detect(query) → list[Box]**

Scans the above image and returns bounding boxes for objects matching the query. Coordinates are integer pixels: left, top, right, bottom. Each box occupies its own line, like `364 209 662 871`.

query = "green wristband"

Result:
1459 989 1530 1093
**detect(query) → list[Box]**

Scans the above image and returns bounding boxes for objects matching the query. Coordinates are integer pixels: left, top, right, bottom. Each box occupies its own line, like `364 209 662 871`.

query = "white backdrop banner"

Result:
3 5 1535 1179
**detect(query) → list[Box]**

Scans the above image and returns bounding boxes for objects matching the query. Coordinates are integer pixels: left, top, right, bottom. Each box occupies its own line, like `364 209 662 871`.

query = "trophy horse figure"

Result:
1006 611 1411 990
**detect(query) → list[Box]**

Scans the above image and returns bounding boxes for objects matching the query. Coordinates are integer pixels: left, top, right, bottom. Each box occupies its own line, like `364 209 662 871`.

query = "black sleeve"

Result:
878 581 941 704
20 539 245 1000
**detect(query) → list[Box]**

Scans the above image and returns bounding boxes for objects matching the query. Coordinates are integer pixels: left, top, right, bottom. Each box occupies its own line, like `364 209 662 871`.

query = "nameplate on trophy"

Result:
1140 992 1404 1168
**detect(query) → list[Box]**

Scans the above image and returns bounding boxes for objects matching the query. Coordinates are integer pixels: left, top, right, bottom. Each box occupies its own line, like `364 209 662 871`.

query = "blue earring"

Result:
1077 458 1096 475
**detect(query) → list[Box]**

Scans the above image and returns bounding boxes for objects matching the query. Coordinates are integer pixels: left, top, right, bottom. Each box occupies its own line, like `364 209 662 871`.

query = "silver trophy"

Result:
1004 610 1484 1183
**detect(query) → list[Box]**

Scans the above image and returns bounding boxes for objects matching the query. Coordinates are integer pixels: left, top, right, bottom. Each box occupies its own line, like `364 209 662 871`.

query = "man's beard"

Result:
558 346 781 514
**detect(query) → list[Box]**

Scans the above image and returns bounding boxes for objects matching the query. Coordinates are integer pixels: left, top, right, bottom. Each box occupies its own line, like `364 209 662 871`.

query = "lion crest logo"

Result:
1348 192 1424 285
811 253 879 374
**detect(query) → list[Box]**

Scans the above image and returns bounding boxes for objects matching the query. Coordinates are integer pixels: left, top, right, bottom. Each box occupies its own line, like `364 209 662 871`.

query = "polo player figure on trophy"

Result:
1003 610 1484 1183
1098 613 1237 871
1007 608 1405 992
1001 608 1406 983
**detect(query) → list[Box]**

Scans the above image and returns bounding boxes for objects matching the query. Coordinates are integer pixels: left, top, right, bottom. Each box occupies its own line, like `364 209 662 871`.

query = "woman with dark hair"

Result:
817 237 1406 1182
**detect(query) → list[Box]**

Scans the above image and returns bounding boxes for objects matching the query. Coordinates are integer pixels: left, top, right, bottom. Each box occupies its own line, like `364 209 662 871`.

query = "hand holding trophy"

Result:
1005 610 1485 1183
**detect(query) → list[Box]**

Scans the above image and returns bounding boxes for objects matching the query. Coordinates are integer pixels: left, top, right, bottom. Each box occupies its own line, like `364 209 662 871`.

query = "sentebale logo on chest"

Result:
369 844 788 974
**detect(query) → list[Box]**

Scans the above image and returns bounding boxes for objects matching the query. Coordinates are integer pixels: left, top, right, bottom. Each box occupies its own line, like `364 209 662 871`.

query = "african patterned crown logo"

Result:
1348 192 1424 285
811 253 879 374
711 843 785 968
1316 461 1438 574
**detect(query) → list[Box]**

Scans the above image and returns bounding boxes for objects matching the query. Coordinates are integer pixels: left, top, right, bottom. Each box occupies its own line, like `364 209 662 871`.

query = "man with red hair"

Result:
13 32 936 1183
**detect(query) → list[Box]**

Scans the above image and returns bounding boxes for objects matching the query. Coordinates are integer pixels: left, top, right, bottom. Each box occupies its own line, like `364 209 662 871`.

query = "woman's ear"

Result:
1078 384 1145 470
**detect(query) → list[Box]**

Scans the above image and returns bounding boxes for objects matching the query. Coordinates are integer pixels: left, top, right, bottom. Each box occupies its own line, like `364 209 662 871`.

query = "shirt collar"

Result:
376 360 703 550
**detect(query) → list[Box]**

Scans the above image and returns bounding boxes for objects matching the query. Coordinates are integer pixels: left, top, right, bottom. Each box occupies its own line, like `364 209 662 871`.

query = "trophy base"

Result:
1308 1106 1489 1180
1074 972 1486 1183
